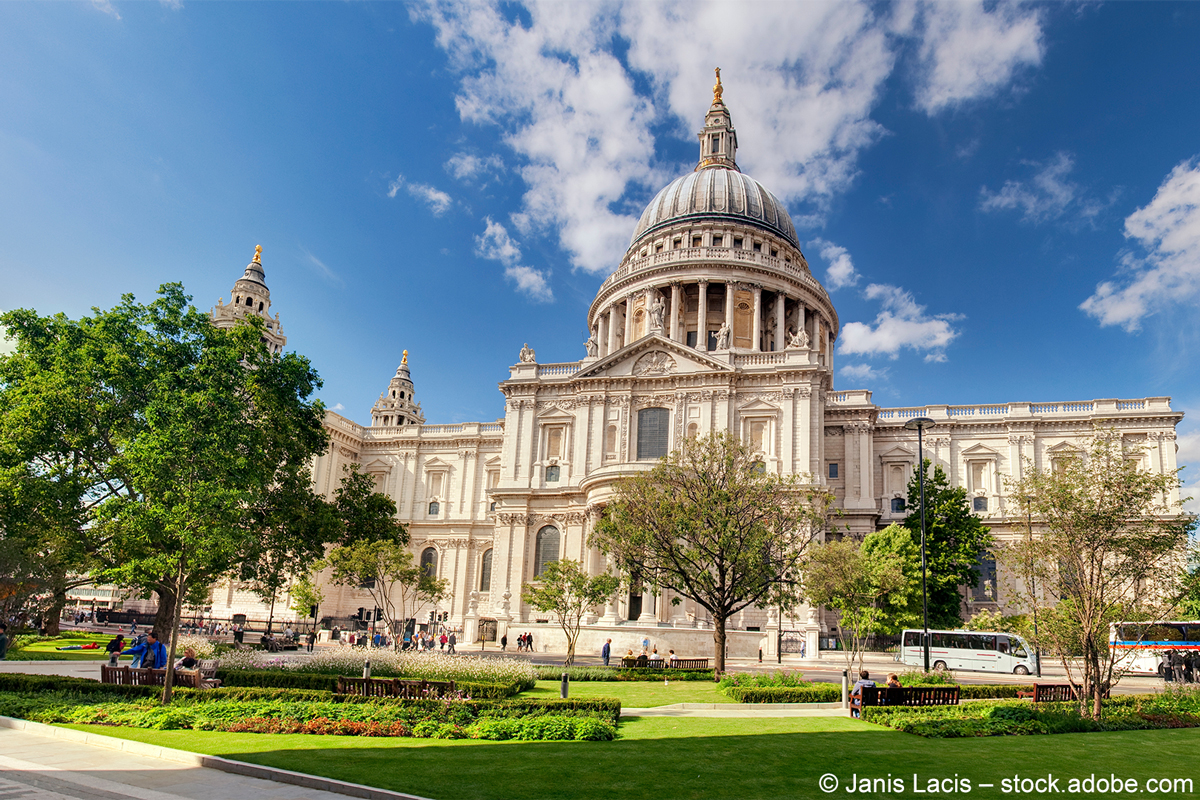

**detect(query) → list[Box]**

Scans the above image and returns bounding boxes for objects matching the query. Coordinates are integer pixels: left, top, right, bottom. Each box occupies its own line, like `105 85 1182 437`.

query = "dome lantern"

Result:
696 67 738 172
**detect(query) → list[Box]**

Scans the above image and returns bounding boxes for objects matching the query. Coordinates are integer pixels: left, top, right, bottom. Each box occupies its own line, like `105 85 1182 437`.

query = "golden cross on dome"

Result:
402 349 409 365
713 67 723 104
253 244 262 263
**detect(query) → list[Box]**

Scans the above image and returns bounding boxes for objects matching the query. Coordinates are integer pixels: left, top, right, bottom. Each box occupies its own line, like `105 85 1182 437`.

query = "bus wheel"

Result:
1014 665 1029 675
933 661 947 672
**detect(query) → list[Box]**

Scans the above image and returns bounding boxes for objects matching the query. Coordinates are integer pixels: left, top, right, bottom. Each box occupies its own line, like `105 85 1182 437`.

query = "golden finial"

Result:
712 67 723 104
402 349 408 365
253 244 262 264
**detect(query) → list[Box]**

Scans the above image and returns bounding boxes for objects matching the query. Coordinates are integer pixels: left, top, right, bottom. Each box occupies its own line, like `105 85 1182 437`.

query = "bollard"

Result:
841 669 849 709
363 659 371 680
560 672 569 699
758 648 763 663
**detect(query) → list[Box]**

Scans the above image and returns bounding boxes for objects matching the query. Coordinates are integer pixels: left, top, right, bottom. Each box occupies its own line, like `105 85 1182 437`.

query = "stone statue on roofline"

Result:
585 332 598 358
715 320 731 350
519 343 536 363
788 327 809 350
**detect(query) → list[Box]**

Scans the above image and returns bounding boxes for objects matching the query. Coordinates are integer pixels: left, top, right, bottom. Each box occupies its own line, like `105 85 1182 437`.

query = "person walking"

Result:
129 619 138 635
306 630 317 652
601 638 611 667
500 633 508 652
105 634 125 666
122 631 167 670
0 623 9 661
447 631 457 654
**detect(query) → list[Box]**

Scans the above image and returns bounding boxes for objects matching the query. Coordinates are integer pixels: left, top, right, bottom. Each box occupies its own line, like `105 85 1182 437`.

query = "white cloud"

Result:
416 1 1047 276
91 0 121 19
980 151 1111 225
810 238 860 290
299 245 341 285
474 217 554 303
0 323 14 357
386 173 454 215
907 0 1044 114
445 152 504 181
839 363 886 383
1081 158 1200 331
838 283 961 360
330 403 345 413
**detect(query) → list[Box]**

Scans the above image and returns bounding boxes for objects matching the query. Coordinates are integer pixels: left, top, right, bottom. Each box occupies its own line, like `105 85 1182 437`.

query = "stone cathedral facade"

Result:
206 82 1184 658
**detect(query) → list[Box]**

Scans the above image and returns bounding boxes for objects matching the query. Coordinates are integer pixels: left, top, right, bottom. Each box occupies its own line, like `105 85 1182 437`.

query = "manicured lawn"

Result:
11 635 116 661
61 720 1200 800
524 678 736 706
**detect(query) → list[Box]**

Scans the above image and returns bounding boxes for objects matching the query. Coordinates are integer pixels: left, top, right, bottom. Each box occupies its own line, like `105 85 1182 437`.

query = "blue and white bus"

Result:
901 628 1039 675
1110 621 1200 676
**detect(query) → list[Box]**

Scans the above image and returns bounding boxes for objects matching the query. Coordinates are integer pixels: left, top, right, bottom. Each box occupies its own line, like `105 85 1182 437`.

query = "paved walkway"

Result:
0 721 428 800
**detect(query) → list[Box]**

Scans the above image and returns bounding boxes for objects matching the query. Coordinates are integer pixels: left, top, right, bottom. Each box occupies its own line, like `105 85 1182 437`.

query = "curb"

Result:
0 716 434 800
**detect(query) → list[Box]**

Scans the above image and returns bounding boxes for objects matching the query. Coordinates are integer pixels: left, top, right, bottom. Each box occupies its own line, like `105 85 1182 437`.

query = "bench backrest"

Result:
336 676 458 698
860 685 961 707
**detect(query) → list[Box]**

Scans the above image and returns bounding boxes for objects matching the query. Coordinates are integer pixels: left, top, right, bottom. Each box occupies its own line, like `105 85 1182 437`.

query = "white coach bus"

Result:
1110 621 1200 676
900 629 1039 675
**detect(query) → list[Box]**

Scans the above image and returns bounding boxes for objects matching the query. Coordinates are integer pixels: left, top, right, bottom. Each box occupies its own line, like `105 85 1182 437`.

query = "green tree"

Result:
289 573 325 631
802 524 920 672
592 432 831 673
0 285 328 701
324 538 447 650
902 460 994 628
1004 435 1195 718
522 559 621 666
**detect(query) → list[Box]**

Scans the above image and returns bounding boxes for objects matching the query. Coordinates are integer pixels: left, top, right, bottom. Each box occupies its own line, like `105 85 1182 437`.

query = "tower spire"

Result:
696 68 738 172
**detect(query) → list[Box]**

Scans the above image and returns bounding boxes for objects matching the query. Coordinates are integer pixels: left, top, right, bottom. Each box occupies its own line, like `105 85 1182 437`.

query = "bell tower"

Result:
211 245 286 354
371 350 426 427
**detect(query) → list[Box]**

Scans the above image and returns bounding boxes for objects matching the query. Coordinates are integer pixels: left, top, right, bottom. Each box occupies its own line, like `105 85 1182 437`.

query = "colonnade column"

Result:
697 280 709 351
607 306 620 355
669 282 681 342
624 295 635 346
774 293 786 351
724 282 735 345
597 313 609 357
751 286 763 352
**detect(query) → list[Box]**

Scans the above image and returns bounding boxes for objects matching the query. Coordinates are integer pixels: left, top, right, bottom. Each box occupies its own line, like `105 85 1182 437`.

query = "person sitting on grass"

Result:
122 630 167 670
849 670 876 718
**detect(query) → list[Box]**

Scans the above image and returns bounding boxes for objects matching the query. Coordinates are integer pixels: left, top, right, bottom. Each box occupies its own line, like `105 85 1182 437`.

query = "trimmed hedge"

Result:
214 670 522 698
725 684 841 703
0 673 160 699
534 665 714 682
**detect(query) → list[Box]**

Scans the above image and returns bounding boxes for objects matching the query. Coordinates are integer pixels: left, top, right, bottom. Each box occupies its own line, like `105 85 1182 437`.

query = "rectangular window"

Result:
546 427 563 459
770 248 778 257
973 496 988 512
673 237 682 249
828 463 839 479
891 497 906 513
686 330 698 348
733 237 743 248
545 465 560 482
749 420 768 453
692 235 703 247
711 134 720 153
655 243 663 252
428 472 444 499
713 235 724 246
753 242 762 252
707 329 719 350
637 408 670 460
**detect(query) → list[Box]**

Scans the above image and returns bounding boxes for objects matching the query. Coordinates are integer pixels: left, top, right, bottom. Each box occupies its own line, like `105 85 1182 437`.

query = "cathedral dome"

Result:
630 169 799 250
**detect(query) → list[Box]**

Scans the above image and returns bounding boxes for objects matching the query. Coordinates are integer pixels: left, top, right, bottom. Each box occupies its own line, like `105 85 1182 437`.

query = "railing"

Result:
480 423 504 433
1117 400 1146 410
537 363 580 378
734 352 787 367
1030 402 1094 414
420 424 465 435
598 246 831 302
947 405 1010 417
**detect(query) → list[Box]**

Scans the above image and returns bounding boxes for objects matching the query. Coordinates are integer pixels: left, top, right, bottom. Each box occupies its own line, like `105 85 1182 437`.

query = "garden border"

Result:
0 715 432 800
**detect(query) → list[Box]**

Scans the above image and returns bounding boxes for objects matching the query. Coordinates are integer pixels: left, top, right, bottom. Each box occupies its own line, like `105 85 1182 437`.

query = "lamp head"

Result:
904 416 936 431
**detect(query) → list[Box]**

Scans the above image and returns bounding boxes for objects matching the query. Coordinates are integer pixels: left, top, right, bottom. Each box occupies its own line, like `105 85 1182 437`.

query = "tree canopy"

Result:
523 559 620 666
902 460 994 628
592 431 831 673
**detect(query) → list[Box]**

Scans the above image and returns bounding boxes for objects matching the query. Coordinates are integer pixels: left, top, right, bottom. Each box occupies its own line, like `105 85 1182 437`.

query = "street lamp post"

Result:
904 416 936 673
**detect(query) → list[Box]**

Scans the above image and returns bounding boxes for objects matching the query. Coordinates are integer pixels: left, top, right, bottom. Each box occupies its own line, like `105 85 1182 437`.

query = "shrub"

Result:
533 665 713 682
469 716 521 740
483 697 622 726
218 650 536 688
899 670 957 686
724 684 840 704
215 670 339 691
718 671 810 690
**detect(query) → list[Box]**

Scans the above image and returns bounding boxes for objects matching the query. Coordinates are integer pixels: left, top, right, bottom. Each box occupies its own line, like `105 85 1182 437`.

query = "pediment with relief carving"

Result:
573 334 734 380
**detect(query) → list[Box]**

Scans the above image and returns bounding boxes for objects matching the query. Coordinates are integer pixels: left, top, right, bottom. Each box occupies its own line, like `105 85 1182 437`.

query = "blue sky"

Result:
2 1 1199 504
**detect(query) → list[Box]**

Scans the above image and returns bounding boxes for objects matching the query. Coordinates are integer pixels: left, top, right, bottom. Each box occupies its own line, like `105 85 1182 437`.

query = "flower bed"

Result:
0 687 621 740
219 650 536 691
862 689 1200 737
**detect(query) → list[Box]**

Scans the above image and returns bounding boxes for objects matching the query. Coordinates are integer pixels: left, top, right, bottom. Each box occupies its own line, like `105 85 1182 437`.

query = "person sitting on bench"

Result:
850 670 876 717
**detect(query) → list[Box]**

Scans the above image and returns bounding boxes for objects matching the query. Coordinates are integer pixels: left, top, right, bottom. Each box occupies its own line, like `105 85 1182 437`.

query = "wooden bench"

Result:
852 685 960 716
101 665 205 689
619 657 709 669
1016 684 1109 703
336 676 458 699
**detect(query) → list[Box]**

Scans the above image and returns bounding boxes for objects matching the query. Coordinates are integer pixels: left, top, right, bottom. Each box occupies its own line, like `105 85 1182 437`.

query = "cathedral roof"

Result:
629 168 799 249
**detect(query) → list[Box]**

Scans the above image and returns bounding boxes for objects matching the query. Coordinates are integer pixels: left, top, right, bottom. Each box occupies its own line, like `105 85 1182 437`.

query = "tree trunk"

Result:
267 594 276 635
161 562 186 705
713 614 727 674
153 576 178 636
45 587 67 636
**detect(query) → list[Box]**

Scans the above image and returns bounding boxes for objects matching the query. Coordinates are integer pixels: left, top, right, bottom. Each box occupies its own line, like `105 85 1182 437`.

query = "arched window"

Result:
479 549 493 592
637 408 670 460
545 465 560 482
533 526 560 578
421 547 438 577
686 422 699 439
245 297 253 307
258 301 264 311
428 500 439 516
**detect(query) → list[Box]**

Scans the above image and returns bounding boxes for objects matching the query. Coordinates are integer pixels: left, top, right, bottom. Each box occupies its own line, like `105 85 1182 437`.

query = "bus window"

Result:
969 634 996 651
997 636 1010 654
903 631 922 648
1012 639 1029 658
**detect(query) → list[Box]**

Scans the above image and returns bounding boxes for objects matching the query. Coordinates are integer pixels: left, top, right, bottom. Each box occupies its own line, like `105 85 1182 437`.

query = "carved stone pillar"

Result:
751 286 763 351
724 282 735 345
597 312 609 358
697 280 709 351
607 306 620 355
774 293 786 352
624 295 635 346
669 282 682 342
